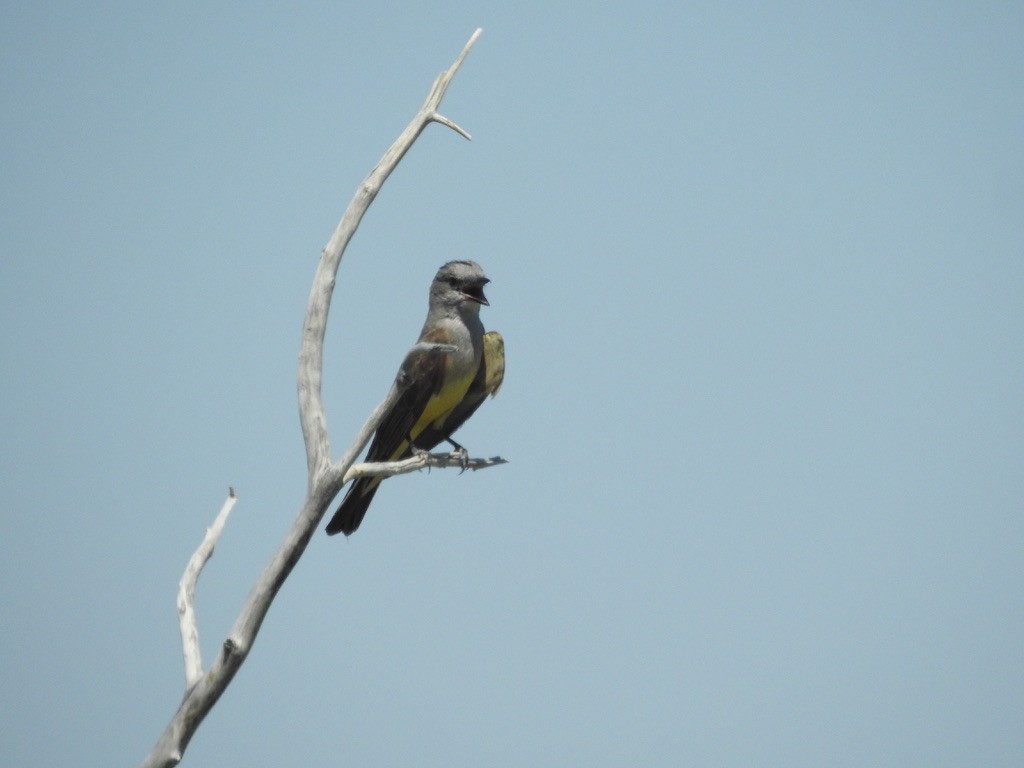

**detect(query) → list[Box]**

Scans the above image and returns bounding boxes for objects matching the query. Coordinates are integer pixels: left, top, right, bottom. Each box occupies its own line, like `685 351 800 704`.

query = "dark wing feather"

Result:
367 340 449 461
324 337 449 536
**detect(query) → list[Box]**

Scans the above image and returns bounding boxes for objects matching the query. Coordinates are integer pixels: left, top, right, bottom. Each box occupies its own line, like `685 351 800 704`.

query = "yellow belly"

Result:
411 368 475 439
384 372 475 461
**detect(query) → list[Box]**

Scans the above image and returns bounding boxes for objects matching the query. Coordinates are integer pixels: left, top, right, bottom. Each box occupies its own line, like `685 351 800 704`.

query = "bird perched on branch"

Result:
325 260 504 536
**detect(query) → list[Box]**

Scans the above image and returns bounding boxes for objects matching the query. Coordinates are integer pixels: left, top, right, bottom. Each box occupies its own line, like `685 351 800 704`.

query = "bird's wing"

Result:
364 332 453 462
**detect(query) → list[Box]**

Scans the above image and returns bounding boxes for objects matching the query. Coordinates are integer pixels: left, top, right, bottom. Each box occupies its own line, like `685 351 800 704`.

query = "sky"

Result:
2 2 1022 766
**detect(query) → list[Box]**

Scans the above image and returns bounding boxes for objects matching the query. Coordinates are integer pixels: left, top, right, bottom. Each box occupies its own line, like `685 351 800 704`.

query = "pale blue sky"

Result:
2 3 1022 766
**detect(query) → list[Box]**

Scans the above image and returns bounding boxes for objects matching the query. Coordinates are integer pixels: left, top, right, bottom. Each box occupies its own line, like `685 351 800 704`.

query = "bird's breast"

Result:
411 318 482 436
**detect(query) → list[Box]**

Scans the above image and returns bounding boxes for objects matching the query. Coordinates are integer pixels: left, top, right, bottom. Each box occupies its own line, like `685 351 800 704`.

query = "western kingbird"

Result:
325 260 502 536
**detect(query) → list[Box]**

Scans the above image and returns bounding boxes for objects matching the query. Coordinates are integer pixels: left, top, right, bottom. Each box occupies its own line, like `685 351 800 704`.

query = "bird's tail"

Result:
325 478 381 536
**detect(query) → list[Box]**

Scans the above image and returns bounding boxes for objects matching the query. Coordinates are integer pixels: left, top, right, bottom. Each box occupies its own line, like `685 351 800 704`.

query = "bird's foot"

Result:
442 437 470 472
450 446 470 473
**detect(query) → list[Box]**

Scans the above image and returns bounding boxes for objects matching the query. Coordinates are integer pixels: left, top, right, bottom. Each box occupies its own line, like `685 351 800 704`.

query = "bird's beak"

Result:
462 279 490 306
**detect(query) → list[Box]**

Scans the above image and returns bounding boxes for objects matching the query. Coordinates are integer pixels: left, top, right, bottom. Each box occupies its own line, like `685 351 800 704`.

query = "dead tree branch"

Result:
141 28 486 768
345 451 507 481
176 489 237 690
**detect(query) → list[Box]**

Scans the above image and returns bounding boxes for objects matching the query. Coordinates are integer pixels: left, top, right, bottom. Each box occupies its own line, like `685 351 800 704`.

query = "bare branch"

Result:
431 114 472 140
345 450 507 482
176 490 237 690
142 29 484 768
334 381 403 481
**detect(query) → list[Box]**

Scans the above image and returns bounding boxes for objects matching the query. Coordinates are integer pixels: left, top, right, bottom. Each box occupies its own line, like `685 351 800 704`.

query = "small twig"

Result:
345 451 507 482
176 489 237 690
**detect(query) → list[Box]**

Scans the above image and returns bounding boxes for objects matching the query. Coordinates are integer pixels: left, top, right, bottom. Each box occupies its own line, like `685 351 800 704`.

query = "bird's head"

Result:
432 260 490 308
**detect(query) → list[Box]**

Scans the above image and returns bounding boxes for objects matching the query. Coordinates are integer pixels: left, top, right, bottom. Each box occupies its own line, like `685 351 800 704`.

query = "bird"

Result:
325 260 503 536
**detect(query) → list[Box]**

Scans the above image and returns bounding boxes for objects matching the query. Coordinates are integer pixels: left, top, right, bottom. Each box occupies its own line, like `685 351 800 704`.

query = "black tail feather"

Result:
325 479 381 536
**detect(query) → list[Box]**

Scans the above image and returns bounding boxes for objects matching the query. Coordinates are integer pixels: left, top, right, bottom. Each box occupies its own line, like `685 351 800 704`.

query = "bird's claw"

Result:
450 446 470 473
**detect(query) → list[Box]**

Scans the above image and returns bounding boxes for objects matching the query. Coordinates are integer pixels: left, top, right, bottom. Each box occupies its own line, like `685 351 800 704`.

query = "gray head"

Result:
429 260 490 310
